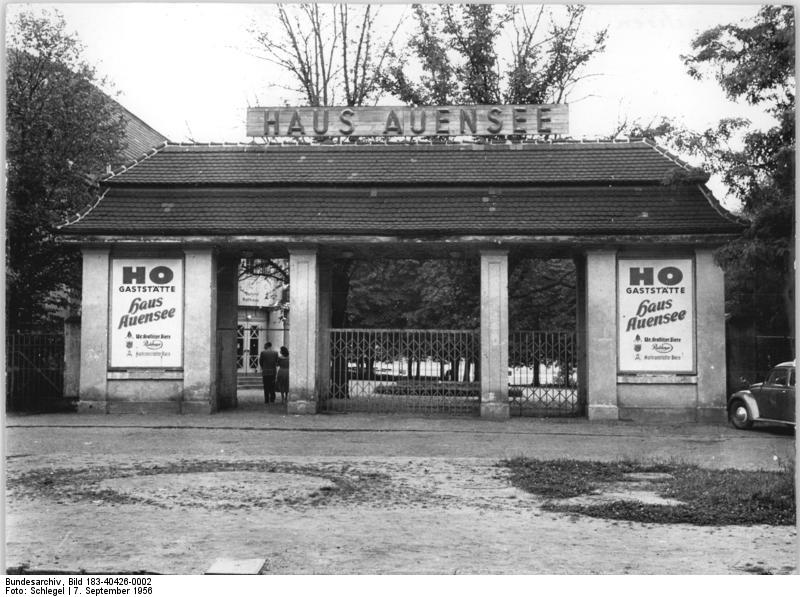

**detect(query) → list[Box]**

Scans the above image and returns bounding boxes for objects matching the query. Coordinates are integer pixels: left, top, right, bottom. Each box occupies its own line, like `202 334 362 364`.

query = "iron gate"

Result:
508 331 581 416
324 329 480 415
5 332 65 411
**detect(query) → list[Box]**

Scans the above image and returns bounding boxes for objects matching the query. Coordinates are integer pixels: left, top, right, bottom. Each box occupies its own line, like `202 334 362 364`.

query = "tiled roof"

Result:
61 184 741 236
99 140 704 185
117 107 170 163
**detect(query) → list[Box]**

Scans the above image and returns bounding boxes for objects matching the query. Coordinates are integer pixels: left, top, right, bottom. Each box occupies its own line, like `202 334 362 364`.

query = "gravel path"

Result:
4 413 797 574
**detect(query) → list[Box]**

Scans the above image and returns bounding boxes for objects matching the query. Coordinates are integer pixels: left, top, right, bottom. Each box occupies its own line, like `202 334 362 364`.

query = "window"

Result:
766 368 789 386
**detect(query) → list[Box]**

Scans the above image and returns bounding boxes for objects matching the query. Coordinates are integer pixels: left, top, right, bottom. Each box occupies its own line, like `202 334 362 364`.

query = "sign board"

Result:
110 258 183 368
246 105 568 137
618 258 695 373
238 275 284 308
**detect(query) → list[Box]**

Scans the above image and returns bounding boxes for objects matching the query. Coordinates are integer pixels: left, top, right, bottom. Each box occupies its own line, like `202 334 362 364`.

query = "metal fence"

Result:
508 331 582 417
324 328 481 415
324 328 582 417
6 332 65 411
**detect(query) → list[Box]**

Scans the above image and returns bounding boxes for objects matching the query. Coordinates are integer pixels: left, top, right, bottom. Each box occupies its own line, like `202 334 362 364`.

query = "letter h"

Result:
629 267 653 286
122 266 145 284
264 110 279 135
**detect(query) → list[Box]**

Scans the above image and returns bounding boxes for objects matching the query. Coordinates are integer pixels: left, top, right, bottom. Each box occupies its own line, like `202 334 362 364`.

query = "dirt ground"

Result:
3 402 798 575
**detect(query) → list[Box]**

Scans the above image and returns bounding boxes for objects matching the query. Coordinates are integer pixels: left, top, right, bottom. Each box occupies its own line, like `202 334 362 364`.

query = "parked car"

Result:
728 361 796 429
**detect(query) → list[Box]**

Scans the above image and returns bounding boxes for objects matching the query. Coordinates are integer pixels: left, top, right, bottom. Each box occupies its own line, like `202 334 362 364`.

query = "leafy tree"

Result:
684 7 794 330
6 10 126 327
642 7 795 336
380 4 607 106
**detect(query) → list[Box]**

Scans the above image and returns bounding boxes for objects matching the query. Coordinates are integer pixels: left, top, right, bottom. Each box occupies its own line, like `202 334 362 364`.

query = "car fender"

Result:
730 391 761 420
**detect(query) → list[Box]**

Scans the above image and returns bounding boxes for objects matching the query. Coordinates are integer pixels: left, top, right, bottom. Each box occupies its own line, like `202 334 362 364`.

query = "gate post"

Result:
574 255 587 413
695 248 727 422
287 247 319 414
63 316 82 400
585 249 619 420
480 249 510 419
216 253 239 410
182 248 218 413
317 258 333 403
78 247 110 413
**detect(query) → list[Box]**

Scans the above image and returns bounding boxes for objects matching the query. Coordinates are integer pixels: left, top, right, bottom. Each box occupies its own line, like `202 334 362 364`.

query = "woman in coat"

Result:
276 346 290 402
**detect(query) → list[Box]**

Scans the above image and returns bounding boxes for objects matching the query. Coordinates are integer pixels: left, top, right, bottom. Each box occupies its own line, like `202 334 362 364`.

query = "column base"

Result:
77 400 107 414
587 404 619 420
480 402 510 420
180 401 214 415
287 399 317 415
696 406 727 424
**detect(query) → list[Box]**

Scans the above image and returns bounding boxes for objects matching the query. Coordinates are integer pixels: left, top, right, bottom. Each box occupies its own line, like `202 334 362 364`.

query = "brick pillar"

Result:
287 247 319 414
480 249 510 419
182 248 218 414
585 249 619 420
695 248 727 422
78 247 110 413
216 253 239 410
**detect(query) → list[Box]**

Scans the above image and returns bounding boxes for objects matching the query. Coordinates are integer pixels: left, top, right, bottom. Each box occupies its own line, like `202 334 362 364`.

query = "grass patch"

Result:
500 457 795 526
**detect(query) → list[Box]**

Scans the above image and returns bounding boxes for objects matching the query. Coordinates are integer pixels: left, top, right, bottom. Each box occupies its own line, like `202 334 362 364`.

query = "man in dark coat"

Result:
259 342 279 403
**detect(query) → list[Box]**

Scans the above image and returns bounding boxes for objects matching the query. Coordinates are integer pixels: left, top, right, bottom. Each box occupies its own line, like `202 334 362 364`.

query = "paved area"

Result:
5 405 795 470
3 404 797 574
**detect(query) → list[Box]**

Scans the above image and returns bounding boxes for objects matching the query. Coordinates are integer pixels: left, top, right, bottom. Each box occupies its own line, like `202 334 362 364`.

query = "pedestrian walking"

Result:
259 342 279 403
276 346 289 402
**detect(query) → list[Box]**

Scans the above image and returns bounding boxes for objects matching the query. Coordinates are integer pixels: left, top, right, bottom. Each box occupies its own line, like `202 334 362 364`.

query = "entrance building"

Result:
60 122 742 421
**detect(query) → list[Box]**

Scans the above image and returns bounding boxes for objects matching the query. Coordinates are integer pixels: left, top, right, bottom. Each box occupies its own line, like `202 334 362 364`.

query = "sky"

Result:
4 2 779 206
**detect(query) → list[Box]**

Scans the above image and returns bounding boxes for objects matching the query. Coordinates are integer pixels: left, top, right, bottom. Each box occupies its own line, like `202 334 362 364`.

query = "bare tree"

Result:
251 3 403 107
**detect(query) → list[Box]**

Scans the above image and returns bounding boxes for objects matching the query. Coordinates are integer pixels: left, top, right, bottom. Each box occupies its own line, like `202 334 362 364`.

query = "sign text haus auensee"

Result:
246 105 568 137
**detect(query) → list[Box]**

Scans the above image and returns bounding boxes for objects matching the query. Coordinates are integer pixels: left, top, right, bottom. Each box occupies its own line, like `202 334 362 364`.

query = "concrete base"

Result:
108 401 180 415
77 400 107 414
618 407 695 424
181 400 214 415
696 406 728 424
587 404 619 421
287 399 317 415
480 402 510 420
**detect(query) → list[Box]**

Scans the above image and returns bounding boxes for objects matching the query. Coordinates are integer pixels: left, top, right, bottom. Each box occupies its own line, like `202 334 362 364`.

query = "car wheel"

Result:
729 399 753 429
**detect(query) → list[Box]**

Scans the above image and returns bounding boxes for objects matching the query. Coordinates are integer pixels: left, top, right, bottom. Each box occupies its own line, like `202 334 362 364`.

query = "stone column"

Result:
63 316 82 400
585 249 619 420
480 249 510 419
216 253 239 410
182 248 218 413
78 247 110 413
695 248 727 422
316 258 333 403
287 247 319 414
574 255 588 413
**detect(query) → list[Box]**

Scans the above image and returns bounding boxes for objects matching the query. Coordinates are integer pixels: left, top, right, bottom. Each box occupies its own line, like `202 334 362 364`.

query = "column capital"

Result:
479 248 509 259
584 248 618 257
81 246 110 257
288 245 319 256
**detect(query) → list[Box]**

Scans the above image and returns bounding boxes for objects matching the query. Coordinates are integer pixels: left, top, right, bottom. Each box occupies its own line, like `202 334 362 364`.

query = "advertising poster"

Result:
110 258 183 368
618 258 694 373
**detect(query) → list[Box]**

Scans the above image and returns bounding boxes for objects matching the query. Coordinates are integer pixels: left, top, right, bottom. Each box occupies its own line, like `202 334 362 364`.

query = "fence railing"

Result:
326 328 481 415
6 332 65 411
508 330 581 417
